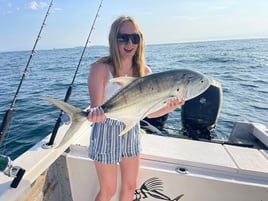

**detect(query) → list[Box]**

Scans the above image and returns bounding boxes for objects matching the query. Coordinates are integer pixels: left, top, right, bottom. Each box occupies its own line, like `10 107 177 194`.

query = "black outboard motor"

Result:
181 79 222 140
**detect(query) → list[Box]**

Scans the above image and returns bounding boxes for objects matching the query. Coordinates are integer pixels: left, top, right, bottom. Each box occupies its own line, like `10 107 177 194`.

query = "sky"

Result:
1 0 268 52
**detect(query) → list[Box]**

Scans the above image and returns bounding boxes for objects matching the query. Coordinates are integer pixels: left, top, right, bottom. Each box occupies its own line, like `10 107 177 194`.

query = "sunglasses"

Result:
117 33 140 44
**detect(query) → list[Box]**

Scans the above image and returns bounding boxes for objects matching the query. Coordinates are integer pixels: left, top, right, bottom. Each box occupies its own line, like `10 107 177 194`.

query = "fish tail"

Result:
41 97 88 147
41 97 86 119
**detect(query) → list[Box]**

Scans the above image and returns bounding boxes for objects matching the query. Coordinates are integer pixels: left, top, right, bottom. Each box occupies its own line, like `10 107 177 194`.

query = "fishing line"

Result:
0 0 54 148
44 0 104 147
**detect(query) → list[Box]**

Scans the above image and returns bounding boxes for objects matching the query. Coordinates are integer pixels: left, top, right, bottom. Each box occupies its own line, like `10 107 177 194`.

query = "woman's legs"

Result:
94 161 118 201
119 155 140 201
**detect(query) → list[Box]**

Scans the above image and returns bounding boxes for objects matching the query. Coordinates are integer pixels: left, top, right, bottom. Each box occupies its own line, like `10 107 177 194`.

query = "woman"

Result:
87 16 184 201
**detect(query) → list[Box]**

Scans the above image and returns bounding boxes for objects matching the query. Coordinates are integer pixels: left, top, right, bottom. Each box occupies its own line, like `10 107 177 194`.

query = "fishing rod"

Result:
0 0 54 188
44 0 104 147
0 0 54 146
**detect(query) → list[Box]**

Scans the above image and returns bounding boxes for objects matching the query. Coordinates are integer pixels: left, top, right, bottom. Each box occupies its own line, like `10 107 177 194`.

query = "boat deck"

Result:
141 133 268 181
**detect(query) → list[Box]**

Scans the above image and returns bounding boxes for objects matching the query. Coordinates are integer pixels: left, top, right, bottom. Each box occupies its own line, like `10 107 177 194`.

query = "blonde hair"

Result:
97 16 146 77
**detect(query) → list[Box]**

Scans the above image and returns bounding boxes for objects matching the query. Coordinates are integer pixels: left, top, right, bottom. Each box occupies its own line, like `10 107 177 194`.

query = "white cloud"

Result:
30 1 38 10
29 1 48 10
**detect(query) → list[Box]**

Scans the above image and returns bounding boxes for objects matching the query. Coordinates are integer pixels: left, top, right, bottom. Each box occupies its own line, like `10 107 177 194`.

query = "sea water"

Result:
0 38 268 159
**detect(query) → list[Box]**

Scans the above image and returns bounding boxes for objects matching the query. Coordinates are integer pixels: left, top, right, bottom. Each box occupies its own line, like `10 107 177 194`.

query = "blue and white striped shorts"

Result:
88 118 141 164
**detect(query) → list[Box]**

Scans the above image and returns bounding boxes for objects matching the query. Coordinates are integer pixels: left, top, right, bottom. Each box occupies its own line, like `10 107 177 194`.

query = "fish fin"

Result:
41 97 85 118
119 120 138 136
41 97 88 147
110 77 137 86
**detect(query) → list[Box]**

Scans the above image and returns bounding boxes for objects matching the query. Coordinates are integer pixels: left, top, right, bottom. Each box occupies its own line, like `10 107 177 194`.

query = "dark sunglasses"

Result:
117 33 140 44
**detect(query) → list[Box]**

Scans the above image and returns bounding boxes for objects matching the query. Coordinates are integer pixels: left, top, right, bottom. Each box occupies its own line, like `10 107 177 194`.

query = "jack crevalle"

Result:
42 69 211 146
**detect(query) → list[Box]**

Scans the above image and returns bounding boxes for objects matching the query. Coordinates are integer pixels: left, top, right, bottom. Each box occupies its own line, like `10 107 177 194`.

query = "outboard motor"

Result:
181 79 222 140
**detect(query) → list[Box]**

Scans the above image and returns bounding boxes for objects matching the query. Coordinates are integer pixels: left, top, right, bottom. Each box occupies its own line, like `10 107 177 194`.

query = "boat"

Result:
1 1 268 200
0 77 268 201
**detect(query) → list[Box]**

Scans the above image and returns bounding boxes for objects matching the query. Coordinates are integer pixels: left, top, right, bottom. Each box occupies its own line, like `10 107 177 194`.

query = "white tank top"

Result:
104 71 121 101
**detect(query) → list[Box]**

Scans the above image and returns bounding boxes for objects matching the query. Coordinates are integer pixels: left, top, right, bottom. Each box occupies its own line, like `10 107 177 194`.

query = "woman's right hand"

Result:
87 107 106 122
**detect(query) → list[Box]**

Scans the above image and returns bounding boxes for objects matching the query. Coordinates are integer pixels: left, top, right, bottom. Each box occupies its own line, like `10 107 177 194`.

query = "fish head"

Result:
172 69 211 101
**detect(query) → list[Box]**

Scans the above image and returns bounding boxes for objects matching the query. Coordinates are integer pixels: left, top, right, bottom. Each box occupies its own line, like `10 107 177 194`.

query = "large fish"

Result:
42 69 211 146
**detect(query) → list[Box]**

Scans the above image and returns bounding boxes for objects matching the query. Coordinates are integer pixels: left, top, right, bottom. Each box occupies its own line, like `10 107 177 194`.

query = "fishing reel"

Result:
0 154 25 188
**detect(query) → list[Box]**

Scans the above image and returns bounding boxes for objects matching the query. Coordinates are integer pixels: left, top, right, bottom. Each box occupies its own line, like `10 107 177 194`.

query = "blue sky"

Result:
1 0 268 52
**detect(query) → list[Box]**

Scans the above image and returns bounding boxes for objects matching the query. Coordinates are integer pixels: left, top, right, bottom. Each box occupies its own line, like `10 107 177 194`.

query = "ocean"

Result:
0 38 268 159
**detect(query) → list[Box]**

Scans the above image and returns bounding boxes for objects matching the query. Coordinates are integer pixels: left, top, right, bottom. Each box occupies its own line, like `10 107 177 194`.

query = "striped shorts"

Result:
88 118 141 164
